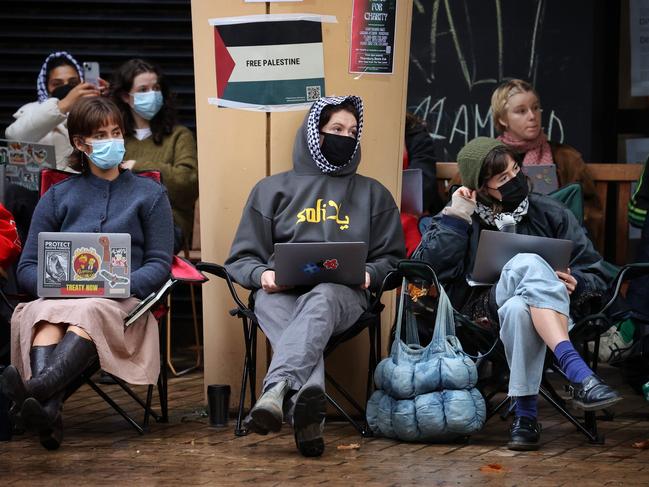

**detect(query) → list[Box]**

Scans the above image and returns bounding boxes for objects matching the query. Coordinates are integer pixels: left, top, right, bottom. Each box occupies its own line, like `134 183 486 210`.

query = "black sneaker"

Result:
568 375 622 411
293 385 326 457
507 416 541 451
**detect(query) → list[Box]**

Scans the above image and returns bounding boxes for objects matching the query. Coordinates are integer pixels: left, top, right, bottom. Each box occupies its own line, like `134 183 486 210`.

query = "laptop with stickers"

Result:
37 232 131 298
274 242 368 287
0 138 56 202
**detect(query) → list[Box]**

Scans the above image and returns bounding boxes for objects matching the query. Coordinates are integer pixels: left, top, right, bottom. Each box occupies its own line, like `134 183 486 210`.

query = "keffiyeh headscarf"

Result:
306 95 364 174
475 197 530 231
36 51 84 102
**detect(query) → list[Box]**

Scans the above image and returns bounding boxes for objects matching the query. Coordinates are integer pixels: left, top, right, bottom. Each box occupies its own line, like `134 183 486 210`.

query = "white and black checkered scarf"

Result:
306 96 364 174
36 51 84 102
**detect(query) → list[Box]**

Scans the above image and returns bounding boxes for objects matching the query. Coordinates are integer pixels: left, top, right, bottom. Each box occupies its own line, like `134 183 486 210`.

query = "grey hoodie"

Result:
225 96 405 291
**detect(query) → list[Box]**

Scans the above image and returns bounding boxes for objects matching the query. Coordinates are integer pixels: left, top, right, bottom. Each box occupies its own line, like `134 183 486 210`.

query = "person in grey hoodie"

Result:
225 95 405 457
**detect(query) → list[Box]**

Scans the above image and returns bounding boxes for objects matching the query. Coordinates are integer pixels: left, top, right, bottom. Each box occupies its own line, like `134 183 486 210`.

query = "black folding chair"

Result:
3 256 207 434
456 262 649 444
195 261 392 437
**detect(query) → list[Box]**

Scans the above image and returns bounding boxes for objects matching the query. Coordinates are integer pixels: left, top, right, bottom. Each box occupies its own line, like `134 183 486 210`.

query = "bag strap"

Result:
430 285 456 350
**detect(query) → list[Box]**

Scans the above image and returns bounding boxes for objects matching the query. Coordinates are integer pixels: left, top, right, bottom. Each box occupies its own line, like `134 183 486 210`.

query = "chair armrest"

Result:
195 261 251 315
171 256 208 283
124 279 175 328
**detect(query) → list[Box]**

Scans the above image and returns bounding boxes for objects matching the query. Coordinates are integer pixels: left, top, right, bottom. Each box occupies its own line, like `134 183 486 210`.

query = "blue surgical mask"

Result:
132 91 163 120
87 139 125 170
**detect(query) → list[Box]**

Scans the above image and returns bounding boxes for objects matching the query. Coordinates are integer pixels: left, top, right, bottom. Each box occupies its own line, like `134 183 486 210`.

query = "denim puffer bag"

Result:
366 276 486 441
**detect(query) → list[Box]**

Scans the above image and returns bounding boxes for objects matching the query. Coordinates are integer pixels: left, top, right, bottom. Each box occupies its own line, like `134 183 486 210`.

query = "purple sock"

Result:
554 340 592 384
514 395 537 419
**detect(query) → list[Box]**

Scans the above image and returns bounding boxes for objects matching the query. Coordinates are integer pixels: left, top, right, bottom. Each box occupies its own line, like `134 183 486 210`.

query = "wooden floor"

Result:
1 366 648 486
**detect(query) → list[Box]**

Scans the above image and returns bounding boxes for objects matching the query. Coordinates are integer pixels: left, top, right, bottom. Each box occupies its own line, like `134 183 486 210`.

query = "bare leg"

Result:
529 307 569 351
32 322 66 346
67 325 91 341
32 323 92 346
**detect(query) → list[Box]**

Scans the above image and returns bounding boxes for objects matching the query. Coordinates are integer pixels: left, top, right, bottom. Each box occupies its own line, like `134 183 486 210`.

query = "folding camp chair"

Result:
195 261 393 437
456 262 649 444
34 168 208 433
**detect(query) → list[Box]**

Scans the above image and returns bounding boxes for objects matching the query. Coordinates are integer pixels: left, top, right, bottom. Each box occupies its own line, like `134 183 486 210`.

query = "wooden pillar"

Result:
191 0 413 407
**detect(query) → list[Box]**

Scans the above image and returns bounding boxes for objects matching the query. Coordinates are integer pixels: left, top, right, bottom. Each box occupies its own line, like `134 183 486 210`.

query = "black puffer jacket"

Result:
412 193 611 318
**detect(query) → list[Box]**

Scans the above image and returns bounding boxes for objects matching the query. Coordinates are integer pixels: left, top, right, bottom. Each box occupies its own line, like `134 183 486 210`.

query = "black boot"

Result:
293 385 326 457
0 366 29 416
26 332 97 403
507 416 541 451
18 333 96 450
27 345 64 450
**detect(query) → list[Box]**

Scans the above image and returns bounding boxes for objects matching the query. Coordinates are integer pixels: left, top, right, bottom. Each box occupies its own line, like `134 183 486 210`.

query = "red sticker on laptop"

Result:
322 259 339 270
72 247 101 279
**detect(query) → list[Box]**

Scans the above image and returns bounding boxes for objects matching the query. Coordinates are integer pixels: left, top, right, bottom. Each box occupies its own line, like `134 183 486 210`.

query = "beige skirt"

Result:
11 297 160 385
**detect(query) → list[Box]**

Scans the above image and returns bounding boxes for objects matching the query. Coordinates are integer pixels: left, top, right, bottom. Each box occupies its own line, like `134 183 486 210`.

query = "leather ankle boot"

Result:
26 332 98 404
246 380 290 434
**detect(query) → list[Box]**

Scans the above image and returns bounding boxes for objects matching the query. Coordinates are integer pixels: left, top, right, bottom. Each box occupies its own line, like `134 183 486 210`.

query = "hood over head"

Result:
292 95 364 176
37 51 84 103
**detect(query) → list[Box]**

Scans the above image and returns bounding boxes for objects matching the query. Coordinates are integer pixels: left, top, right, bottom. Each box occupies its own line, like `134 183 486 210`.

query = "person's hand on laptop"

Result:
261 270 292 293
361 271 370 290
556 268 577 295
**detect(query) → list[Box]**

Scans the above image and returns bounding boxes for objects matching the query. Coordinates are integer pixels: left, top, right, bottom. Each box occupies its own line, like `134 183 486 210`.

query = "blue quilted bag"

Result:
366 273 486 441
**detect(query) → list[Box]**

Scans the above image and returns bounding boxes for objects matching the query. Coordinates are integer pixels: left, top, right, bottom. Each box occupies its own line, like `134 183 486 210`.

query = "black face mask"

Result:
320 133 357 167
50 83 74 100
497 171 529 212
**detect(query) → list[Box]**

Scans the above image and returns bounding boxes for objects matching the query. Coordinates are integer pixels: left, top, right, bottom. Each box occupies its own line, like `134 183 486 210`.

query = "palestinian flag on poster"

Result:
208 14 335 111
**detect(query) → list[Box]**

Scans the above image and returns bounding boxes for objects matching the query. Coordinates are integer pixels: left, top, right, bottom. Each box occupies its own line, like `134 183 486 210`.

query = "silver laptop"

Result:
523 164 559 195
467 230 573 286
274 242 367 287
38 232 131 298
401 168 423 215
0 139 56 200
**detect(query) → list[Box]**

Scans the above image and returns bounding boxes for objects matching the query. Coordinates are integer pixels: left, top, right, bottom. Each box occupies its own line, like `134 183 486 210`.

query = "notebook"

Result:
467 230 573 286
401 168 424 215
0 139 56 201
274 242 368 287
523 164 559 195
37 232 131 298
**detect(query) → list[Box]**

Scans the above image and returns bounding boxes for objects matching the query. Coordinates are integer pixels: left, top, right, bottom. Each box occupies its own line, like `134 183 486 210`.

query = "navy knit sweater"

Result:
17 170 174 299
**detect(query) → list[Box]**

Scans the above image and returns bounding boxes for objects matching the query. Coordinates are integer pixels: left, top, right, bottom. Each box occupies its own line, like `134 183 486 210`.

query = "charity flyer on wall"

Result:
208 13 336 112
349 0 397 74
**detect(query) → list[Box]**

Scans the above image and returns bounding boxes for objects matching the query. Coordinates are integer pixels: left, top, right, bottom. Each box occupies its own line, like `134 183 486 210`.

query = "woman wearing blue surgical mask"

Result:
110 59 198 252
1 96 173 450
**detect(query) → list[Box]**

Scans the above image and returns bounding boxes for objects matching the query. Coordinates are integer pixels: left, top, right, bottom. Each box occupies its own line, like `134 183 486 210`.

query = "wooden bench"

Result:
434 162 644 265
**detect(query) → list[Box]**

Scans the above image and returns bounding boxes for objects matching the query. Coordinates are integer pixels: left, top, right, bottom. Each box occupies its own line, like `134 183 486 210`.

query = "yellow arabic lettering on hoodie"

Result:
296 198 350 230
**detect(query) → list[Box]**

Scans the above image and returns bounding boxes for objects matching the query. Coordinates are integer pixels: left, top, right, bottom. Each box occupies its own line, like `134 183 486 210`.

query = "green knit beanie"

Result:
457 137 507 190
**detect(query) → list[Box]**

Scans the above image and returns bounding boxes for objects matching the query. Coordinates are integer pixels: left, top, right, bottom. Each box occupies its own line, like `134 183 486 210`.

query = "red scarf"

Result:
498 131 554 166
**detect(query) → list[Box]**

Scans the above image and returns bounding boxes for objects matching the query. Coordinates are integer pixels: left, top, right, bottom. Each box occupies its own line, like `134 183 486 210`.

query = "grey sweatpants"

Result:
495 253 572 397
254 283 370 398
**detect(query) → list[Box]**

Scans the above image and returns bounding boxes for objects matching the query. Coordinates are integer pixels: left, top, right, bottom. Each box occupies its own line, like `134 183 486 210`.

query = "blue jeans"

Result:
496 253 571 396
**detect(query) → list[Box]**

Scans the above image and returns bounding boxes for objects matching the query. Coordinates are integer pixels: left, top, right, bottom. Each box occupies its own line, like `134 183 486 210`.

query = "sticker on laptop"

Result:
72 247 101 280
43 240 71 287
302 258 340 275
110 247 129 274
